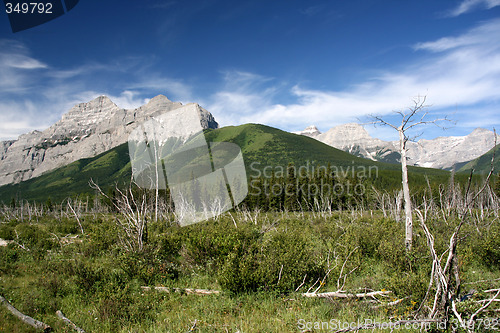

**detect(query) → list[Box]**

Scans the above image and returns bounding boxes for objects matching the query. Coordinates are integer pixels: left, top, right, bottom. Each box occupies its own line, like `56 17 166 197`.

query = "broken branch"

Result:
0 295 52 332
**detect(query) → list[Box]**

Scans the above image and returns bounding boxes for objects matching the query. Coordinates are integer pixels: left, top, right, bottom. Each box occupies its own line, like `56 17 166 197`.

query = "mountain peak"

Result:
0 95 218 186
293 125 321 137
469 127 494 136
318 123 390 153
293 122 499 170
324 123 372 139
87 95 117 108
304 125 319 131
65 95 119 117
147 94 173 105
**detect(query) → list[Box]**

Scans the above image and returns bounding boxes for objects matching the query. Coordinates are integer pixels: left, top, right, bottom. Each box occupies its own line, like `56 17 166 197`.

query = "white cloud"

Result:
74 90 150 110
0 100 53 141
207 19 500 136
4 18 500 142
0 40 48 93
447 0 500 17
207 71 279 127
0 41 195 140
414 20 500 52
2 54 47 69
127 76 193 103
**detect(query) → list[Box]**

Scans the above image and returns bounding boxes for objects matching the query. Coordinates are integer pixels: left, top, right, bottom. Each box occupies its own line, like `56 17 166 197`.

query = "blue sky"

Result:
1 0 500 141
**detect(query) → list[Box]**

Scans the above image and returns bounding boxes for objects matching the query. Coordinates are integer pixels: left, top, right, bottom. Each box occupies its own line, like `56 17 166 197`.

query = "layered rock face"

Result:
0 95 218 186
293 125 321 137
406 128 498 169
317 123 396 161
294 123 498 169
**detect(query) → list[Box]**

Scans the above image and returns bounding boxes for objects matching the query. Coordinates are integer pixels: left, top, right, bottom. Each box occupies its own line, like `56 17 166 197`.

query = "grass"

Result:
0 209 498 332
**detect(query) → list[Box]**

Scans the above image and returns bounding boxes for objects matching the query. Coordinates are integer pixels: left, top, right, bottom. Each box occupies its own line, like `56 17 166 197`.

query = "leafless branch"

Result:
56 310 86 333
0 295 52 332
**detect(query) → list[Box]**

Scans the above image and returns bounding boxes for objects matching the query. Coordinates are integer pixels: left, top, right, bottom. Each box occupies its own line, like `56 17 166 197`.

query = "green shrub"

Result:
13 223 57 256
0 246 18 274
80 218 119 257
118 250 179 285
0 223 15 240
180 220 260 271
50 217 80 235
469 223 500 269
218 231 326 293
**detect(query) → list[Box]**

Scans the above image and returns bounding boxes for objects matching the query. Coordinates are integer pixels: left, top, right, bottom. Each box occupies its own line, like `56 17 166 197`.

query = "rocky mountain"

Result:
0 95 218 186
0 123 452 202
457 143 500 174
405 128 497 169
295 123 498 170
316 123 400 164
292 125 321 137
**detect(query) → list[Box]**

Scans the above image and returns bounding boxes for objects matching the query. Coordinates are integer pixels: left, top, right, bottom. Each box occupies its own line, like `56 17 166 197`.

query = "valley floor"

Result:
0 210 499 332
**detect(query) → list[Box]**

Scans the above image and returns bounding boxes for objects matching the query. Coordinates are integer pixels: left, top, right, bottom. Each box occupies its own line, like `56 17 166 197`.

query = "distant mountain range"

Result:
0 123 453 202
0 95 496 202
294 123 499 170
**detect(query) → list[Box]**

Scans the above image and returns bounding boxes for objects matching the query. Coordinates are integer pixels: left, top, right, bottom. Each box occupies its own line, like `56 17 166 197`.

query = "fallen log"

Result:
141 286 221 295
56 310 86 333
332 319 440 333
371 297 407 309
0 295 52 332
141 287 393 299
302 290 392 299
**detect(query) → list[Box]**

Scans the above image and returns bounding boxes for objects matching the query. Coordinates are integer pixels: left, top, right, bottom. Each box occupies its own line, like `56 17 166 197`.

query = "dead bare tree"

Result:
368 95 452 251
66 198 85 235
413 133 498 332
90 179 149 252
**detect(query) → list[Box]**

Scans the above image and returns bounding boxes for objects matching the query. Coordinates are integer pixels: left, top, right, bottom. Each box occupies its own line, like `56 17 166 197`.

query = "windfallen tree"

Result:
0 295 52 332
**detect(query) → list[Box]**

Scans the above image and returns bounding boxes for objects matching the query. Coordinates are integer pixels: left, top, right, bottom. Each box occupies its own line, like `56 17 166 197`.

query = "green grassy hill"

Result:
458 144 500 174
0 123 450 202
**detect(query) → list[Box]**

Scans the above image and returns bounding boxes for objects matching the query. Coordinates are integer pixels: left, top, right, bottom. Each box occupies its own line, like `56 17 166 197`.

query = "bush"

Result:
180 220 260 271
469 223 500 269
80 218 119 257
0 223 15 240
13 223 57 256
118 250 179 285
218 230 326 293
50 217 80 235
0 246 18 274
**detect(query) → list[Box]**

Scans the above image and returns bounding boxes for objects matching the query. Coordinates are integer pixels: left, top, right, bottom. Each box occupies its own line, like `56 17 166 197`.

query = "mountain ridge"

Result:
0 95 218 186
294 123 498 170
0 123 451 202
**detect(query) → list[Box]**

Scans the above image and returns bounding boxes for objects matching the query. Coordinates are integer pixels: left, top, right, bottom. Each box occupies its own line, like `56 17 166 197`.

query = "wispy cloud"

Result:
0 40 48 93
0 41 194 140
210 19 500 136
2 55 47 69
447 0 500 17
414 19 500 52
207 71 279 127
0 100 52 141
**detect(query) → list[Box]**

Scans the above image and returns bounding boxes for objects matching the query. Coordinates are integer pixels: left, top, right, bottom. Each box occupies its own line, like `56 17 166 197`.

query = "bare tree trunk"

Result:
0 295 52 332
399 128 413 251
56 310 86 333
